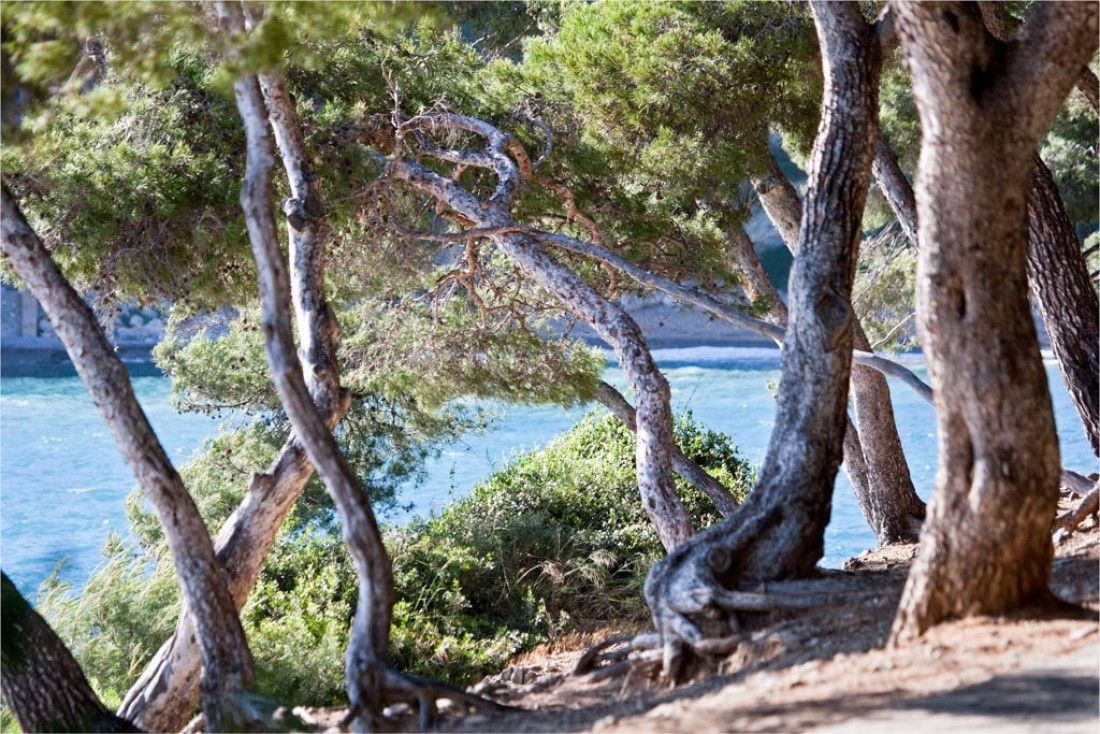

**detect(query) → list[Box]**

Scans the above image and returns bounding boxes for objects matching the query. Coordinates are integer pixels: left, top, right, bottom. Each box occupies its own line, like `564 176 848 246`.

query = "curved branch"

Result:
595 381 739 516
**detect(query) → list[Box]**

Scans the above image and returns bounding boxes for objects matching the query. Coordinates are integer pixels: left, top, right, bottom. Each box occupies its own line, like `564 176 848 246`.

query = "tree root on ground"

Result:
339 667 515 732
571 580 883 687
1055 486 1099 543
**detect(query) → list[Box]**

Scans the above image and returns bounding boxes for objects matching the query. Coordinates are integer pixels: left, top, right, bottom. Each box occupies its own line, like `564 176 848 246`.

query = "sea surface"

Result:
1 347 1095 598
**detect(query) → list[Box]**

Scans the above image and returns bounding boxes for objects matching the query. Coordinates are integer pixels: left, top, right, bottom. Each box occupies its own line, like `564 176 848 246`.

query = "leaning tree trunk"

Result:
1025 157 1100 457
749 130 924 545
388 117 693 551
891 0 1098 641
0 188 256 733
2 572 139 734
118 72 352 732
643 0 882 659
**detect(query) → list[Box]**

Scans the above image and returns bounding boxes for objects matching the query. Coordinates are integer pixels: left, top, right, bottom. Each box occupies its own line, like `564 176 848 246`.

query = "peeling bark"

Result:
118 74 352 732
2 572 140 734
643 0 882 666
890 0 1098 641
0 187 256 733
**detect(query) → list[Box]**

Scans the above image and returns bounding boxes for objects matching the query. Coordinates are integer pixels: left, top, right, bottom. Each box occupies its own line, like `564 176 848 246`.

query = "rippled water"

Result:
2 348 1094 597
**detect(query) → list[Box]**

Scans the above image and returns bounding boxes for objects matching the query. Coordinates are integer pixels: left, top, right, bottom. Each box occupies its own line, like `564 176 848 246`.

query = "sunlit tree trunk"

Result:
645 0 882 654
891 0 1098 640
1 187 256 733
119 72 352 732
1 573 139 734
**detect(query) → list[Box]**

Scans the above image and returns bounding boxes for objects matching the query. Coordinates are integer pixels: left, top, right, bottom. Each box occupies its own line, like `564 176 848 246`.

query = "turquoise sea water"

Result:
1 347 1095 597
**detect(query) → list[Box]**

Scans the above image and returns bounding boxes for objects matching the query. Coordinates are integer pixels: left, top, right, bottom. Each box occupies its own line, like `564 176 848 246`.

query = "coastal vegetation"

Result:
1 1 1096 732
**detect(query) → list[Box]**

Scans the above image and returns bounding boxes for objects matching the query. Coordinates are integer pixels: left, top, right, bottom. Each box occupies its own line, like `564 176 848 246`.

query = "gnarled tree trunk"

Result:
388 117 693 551
890 0 1098 641
749 130 924 546
2 572 140 734
644 0 882 658
1 188 256 733
118 72 352 732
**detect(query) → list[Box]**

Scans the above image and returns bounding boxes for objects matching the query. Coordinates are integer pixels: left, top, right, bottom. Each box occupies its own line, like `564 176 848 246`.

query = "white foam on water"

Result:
602 345 782 365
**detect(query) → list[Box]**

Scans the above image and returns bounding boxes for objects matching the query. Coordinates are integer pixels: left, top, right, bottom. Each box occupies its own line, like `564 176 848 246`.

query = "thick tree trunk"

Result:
390 117 693 551
730 221 922 543
118 74 352 732
891 0 1098 641
0 188 256 733
2 573 140 734
643 0 881 657
1025 157 1100 456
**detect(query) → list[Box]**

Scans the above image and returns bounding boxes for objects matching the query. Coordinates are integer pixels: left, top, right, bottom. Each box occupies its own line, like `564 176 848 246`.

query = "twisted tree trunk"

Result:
644 0 882 662
749 134 924 545
1 187 256 733
877 4 1099 460
2 573 140 734
118 72 352 732
389 116 693 551
890 0 1098 640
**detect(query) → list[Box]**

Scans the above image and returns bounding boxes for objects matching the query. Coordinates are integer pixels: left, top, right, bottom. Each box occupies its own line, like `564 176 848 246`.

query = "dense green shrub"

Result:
387 410 754 684
40 410 753 705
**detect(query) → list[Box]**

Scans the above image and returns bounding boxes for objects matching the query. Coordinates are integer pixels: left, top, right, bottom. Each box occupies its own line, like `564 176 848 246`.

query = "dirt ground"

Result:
304 495 1099 733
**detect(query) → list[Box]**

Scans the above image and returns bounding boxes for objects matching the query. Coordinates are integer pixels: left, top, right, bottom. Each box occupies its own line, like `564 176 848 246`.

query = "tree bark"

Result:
746 126 924 547
890 0 1098 641
389 116 694 551
872 132 919 246
730 221 922 543
643 0 882 660
594 381 738 517
118 74 352 732
0 187 256 733
1077 68 1099 117
2 572 140 734
751 149 803 252
973 3 1100 458
1025 157 1099 456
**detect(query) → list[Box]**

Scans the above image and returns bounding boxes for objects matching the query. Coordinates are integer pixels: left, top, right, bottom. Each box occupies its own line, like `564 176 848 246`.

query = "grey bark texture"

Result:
118 72 352 732
594 381 739 517
1025 157 1100 456
643 0 881 666
0 186 256 733
890 0 1098 641
1 572 140 734
751 149 803 252
744 112 924 547
388 115 694 551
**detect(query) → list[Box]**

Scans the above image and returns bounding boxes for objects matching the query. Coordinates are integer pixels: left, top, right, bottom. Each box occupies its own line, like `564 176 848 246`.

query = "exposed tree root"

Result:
340 667 514 732
1055 487 1100 543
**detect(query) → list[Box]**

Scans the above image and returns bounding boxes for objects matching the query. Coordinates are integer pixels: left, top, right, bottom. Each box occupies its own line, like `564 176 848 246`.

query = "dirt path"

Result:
442 525 1099 734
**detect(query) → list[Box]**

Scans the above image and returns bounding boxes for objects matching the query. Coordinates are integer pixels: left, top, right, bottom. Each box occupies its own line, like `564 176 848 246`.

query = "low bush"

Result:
41 410 754 706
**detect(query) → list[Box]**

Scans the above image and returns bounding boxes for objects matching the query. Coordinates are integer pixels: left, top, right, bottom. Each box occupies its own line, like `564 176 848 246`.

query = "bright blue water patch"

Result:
1 350 1095 598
